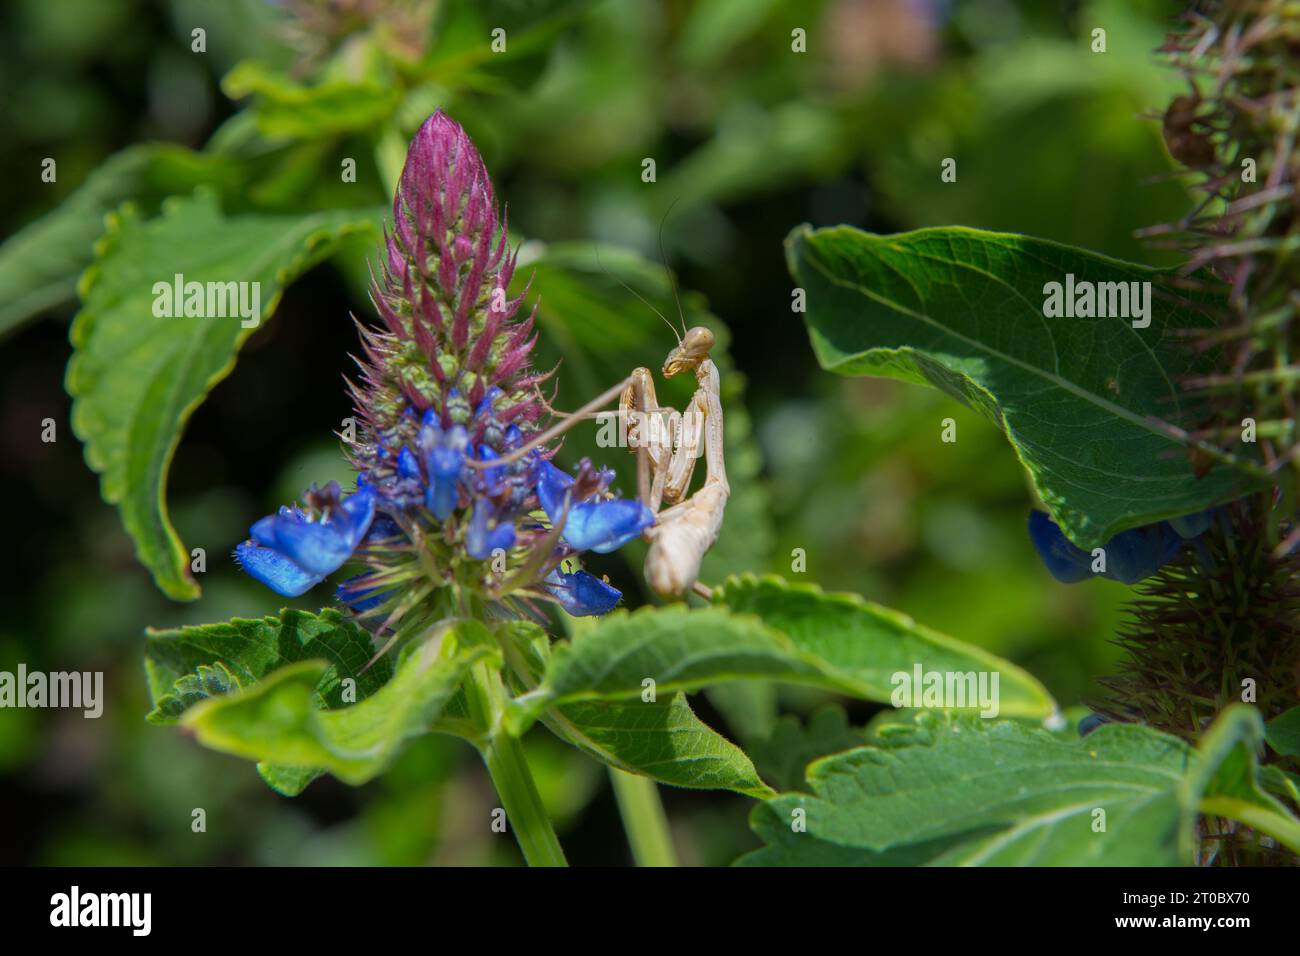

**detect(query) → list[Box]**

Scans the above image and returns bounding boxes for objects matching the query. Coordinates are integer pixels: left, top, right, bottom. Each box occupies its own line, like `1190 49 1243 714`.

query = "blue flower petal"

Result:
466 500 516 559
563 498 656 553
476 386 503 418
1029 510 1185 585
544 568 622 616
535 460 574 520
397 446 422 480
365 513 404 542
536 461 653 553
250 505 300 547
1078 713 1108 737
235 541 325 597
424 445 463 520
247 487 375 577
336 574 391 614
1168 509 1215 539
476 444 506 495
1027 511 1096 583
421 425 468 521
1104 522 1182 584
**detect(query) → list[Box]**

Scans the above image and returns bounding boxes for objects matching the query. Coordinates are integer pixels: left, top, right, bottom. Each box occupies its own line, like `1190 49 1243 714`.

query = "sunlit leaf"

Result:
67 192 380 598
789 224 1260 549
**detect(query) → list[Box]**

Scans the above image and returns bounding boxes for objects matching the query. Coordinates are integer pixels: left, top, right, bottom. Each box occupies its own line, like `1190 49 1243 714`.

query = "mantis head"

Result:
662 326 715 377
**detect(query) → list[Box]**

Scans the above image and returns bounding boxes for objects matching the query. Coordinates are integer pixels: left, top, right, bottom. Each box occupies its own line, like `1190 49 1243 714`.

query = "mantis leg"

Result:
643 361 730 598
660 387 707 505
619 367 674 512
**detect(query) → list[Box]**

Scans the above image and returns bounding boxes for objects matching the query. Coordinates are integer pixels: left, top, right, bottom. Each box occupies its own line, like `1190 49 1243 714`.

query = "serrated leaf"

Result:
508 575 1055 732
546 696 772 799
257 763 322 798
787 224 1259 549
144 607 391 724
67 192 380 599
749 705 868 793
740 714 1196 866
718 575 1056 719
0 145 244 337
181 621 493 786
497 619 770 796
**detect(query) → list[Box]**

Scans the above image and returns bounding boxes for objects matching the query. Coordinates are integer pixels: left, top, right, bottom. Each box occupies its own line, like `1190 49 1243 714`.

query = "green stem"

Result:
467 661 567 867
609 768 678 867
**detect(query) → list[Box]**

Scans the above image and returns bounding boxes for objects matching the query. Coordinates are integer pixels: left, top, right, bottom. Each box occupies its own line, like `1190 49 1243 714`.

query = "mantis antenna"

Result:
657 196 690 339
593 242 681 346
469 209 692 470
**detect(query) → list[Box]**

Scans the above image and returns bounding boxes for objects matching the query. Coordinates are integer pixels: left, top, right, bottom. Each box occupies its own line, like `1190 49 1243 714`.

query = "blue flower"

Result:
336 574 391 614
235 541 329 597
1028 510 1185 585
1078 713 1108 737
1168 509 1215 539
418 413 468 521
466 499 517 559
235 483 376 596
544 567 622 616
536 461 655 554
475 443 507 495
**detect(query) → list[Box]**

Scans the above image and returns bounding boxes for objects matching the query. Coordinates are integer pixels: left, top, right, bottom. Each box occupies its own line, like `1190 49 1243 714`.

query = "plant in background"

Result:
777 0 1300 865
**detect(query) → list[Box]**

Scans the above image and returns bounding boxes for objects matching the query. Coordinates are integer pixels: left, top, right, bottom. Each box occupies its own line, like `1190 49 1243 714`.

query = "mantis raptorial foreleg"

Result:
475 323 730 601
624 327 730 599
619 367 674 511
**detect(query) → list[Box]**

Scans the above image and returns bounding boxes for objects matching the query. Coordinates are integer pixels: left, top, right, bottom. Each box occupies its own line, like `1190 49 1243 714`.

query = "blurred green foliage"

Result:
1 0 1191 864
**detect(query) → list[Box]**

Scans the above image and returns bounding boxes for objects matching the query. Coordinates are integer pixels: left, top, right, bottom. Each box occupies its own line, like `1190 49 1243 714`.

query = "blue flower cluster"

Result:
1028 509 1215 585
235 389 655 617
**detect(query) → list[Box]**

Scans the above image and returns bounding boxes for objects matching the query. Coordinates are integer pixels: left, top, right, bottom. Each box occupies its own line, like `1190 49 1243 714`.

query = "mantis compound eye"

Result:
683 326 714 354
663 326 715 376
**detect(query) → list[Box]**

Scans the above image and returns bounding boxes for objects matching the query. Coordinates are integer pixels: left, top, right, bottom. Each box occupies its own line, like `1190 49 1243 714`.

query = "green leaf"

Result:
222 61 402 138
181 620 494 786
741 714 1196 866
546 696 773 799
0 145 244 337
256 764 322 798
1265 705 1300 759
718 575 1056 719
497 619 770 797
144 607 392 724
1189 706 1300 856
787 224 1257 549
749 705 868 793
508 575 1055 731
1260 766 1300 805
67 192 380 599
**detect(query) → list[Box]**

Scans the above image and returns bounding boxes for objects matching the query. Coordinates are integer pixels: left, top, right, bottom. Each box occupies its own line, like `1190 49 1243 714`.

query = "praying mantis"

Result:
481 263 730 601
620 324 729 599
